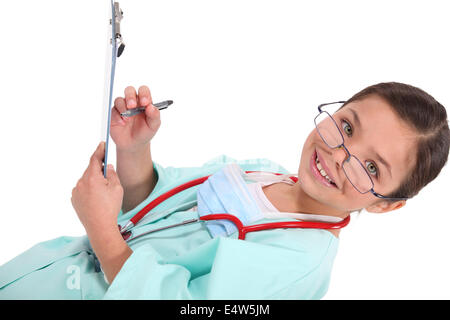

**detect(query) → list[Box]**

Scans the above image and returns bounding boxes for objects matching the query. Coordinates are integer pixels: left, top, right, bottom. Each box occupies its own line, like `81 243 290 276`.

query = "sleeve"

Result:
102 244 194 299
102 235 336 300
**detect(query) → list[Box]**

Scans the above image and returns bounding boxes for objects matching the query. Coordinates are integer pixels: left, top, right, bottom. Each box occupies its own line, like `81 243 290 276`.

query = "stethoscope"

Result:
118 171 351 242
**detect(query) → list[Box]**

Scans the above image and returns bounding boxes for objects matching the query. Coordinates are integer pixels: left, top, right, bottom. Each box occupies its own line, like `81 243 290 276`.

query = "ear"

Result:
366 200 406 214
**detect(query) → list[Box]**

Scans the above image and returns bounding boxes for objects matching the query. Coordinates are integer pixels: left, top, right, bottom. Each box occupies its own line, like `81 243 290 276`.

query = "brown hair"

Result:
342 82 450 202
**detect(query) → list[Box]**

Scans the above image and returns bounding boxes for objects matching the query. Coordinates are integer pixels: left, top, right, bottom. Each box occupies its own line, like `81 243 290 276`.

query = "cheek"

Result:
297 131 317 168
337 182 383 212
297 155 375 211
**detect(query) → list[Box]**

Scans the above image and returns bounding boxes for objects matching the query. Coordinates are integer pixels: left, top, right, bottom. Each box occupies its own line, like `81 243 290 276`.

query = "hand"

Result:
71 142 124 233
110 85 161 153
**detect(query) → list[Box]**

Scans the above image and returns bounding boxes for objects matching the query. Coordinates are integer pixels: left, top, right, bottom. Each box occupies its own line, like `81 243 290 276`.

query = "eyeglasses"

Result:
314 102 408 201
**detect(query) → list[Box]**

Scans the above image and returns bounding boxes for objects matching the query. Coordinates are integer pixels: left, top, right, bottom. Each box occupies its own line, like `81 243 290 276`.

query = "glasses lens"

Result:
342 155 373 193
314 111 343 148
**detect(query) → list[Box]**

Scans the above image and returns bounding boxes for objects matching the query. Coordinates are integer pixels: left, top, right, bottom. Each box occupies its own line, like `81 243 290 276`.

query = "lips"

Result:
310 149 339 189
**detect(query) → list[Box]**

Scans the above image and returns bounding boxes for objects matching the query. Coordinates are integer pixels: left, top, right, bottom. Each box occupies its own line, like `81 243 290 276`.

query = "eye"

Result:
365 161 379 178
341 120 353 137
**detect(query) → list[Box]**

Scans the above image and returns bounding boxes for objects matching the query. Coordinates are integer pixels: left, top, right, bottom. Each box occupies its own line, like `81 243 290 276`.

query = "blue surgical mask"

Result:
197 163 263 237
196 163 343 238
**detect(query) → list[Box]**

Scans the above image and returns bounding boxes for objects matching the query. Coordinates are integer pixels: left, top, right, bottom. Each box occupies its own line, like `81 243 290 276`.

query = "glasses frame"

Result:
314 101 408 201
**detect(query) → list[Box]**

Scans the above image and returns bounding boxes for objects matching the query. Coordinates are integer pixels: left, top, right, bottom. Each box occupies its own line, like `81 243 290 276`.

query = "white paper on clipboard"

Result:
100 1 124 178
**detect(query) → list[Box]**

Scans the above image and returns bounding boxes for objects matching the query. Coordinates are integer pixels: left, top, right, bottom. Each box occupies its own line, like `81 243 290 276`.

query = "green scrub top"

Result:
0 155 339 300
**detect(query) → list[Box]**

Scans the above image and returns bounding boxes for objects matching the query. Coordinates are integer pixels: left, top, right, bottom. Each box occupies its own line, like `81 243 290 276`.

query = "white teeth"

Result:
315 154 335 184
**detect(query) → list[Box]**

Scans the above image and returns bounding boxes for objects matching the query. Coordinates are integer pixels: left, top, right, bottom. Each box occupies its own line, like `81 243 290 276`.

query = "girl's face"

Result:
297 95 418 215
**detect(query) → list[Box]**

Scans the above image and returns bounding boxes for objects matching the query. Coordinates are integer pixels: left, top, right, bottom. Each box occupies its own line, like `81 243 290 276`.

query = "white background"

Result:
0 0 449 299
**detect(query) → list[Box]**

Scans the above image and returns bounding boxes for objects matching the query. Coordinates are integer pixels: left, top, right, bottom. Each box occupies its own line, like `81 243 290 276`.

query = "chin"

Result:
297 156 341 205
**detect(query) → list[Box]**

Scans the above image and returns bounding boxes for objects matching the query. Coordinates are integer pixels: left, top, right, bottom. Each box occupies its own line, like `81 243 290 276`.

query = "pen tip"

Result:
167 100 173 106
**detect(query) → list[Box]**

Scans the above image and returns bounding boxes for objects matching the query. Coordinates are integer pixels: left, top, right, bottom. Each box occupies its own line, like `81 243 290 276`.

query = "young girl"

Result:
0 82 448 299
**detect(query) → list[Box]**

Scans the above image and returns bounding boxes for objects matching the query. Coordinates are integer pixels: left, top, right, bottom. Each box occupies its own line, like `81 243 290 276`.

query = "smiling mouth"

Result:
311 150 338 188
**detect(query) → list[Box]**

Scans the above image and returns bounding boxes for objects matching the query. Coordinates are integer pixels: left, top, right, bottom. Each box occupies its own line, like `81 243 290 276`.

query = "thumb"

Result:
145 104 160 128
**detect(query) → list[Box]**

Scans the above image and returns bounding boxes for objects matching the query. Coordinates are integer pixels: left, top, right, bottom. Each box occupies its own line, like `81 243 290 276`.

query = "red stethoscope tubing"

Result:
128 171 292 226
129 175 210 226
200 213 350 240
119 171 350 240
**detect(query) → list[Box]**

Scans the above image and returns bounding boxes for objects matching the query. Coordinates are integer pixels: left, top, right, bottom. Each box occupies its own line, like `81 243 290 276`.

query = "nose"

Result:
332 145 350 168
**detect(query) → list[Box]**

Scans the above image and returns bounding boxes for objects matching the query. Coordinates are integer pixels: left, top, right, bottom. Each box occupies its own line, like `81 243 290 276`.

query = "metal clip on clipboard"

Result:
101 1 125 178
112 2 125 57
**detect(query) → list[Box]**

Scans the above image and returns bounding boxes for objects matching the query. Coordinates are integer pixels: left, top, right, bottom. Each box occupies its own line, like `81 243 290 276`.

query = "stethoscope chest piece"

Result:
118 225 132 241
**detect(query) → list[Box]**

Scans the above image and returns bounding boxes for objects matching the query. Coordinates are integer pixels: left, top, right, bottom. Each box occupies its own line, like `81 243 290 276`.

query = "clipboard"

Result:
101 1 125 178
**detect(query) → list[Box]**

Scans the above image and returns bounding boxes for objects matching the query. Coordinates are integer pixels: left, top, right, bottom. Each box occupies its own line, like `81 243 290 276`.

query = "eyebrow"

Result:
347 108 392 179
373 150 392 179
348 108 361 129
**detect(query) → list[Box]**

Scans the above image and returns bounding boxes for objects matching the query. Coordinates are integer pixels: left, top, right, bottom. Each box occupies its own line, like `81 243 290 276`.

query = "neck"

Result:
290 182 350 220
262 182 349 238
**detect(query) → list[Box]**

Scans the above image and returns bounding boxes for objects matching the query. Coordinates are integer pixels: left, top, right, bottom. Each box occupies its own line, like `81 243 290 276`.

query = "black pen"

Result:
120 100 173 117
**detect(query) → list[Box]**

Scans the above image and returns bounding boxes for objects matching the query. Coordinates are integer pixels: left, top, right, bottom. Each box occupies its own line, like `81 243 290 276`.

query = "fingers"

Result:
124 85 152 109
113 85 154 127
106 164 122 187
87 142 105 176
144 102 161 128
114 96 127 115
111 105 126 126
138 85 153 107
124 86 138 109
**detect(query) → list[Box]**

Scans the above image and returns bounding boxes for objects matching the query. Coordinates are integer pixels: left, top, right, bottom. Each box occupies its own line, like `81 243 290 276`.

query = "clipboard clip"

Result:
110 2 125 57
